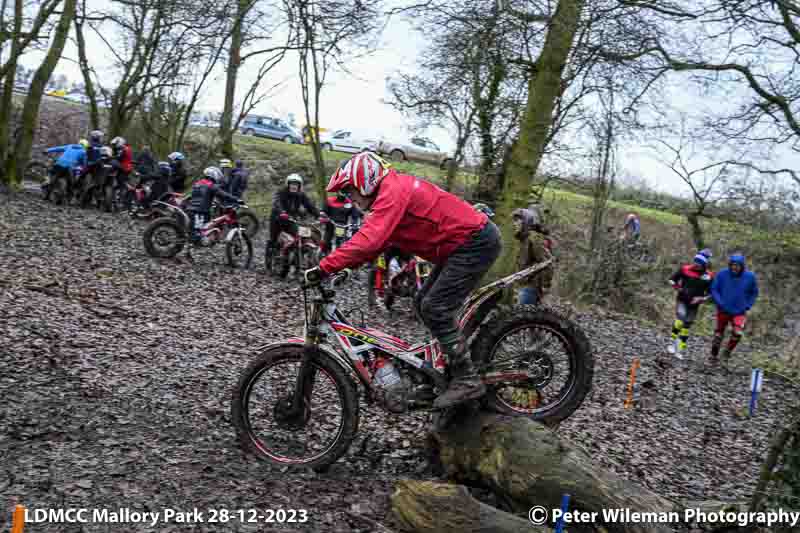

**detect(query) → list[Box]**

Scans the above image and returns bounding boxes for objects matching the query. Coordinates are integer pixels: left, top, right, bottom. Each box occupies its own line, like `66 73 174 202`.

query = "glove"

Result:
669 280 679 290
279 212 289 220
690 296 705 305
304 266 324 285
319 215 330 224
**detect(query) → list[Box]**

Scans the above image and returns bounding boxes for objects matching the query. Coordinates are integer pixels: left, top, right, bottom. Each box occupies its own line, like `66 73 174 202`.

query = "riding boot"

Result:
433 337 486 409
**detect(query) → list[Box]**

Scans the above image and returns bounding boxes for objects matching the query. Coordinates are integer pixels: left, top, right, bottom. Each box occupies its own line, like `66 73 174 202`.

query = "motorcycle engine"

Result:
374 370 411 414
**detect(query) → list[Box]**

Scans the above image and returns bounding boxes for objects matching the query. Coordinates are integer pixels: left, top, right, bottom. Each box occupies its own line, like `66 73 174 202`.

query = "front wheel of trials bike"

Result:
473 305 594 426
230 343 359 471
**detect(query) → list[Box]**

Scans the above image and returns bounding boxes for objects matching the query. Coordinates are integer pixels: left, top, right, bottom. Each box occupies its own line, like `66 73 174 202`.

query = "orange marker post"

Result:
624 358 640 409
12 504 26 533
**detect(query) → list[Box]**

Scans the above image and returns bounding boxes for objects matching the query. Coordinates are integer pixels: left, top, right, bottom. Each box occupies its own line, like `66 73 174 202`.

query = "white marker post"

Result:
749 368 763 417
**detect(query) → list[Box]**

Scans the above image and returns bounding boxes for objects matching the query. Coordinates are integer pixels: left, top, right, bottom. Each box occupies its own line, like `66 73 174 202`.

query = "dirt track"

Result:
1 190 795 531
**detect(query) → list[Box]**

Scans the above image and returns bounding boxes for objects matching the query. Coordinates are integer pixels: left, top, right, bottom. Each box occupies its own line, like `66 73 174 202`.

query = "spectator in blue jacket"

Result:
709 254 759 363
43 140 88 200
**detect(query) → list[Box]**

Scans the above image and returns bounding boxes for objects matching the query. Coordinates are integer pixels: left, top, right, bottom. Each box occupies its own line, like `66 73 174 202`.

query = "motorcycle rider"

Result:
305 152 502 409
141 161 173 211
219 158 233 189
43 139 88 200
511 208 554 306
135 144 156 177
167 152 187 193
266 174 320 256
110 136 134 195
226 160 249 200
320 190 362 254
188 167 242 244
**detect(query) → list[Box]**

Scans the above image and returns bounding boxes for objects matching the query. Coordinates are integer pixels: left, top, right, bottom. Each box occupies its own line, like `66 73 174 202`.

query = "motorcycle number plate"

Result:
376 255 386 269
298 226 312 238
335 226 346 237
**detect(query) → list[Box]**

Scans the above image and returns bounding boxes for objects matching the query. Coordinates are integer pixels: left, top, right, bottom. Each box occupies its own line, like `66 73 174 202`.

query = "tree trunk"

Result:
392 480 544 533
219 0 249 158
74 9 100 131
5 0 76 187
0 0 22 186
686 212 704 250
393 410 678 533
494 0 586 277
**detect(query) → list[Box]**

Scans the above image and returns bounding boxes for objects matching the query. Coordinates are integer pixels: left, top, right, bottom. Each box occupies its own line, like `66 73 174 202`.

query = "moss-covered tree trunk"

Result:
0 0 23 186
5 0 76 187
494 0 585 276
393 412 677 533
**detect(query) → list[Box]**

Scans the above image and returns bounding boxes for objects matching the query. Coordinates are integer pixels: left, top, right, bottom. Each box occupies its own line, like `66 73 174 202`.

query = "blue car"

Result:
240 115 303 144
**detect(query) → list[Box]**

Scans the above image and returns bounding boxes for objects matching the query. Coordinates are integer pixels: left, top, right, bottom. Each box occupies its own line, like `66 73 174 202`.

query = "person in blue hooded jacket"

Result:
43 140 88 200
709 254 759 362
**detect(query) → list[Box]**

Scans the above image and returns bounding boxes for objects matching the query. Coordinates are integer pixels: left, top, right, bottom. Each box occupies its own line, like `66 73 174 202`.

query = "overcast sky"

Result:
19 4 800 196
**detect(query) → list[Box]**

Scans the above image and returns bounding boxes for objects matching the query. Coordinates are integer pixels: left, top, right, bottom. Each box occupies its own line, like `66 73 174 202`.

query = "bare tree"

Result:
387 72 477 192
4 0 77 186
652 121 736 250
218 0 291 157
588 75 618 251
286 0 382 198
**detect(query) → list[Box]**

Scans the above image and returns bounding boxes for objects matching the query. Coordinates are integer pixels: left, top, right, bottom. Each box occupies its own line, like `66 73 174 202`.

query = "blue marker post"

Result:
555 494 571 533
749 368 763 417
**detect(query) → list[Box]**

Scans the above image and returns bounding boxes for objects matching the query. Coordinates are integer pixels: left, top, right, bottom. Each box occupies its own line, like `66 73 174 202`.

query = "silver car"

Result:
378 137 453 169
320 130 379 154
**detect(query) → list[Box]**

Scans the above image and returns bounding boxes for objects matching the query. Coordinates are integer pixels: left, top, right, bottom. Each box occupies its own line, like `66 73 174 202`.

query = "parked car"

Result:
240 115 303 144
377 137 453 169
319 130 379 154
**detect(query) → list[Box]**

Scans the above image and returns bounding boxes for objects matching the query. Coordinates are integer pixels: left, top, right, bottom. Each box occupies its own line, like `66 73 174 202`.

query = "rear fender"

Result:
153 201 191 229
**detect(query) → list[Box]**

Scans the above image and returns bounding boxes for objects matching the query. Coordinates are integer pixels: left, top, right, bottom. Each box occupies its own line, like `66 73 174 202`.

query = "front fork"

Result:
290 299 322 416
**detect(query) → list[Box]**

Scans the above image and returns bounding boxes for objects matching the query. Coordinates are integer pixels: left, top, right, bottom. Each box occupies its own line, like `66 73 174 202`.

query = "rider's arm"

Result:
302 194 320 218
211 184 240 204
46 145 68 154
319 176 411 274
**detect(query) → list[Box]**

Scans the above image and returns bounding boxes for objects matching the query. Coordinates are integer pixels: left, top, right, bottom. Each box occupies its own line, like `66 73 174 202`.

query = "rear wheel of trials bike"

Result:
473 305 593 426
143 217 187 258
231 343 359 470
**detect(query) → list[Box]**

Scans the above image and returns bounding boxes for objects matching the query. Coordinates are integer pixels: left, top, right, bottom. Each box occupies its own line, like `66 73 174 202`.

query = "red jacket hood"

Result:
320 171 487 273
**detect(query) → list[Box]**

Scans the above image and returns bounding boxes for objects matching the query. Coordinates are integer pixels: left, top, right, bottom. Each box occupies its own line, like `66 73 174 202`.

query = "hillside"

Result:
25 96 800 374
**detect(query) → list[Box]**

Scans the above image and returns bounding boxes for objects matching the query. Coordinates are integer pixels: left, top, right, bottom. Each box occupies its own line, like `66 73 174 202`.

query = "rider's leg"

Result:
710 310 730 360
267 214 280 253
421 222 502 409
722 314 746 359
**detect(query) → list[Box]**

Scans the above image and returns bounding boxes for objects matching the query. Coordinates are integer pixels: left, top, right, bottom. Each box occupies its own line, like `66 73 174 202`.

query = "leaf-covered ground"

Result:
1 190 795 532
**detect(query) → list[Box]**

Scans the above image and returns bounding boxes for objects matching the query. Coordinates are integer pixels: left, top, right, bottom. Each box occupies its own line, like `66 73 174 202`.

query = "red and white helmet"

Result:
326 151 390 196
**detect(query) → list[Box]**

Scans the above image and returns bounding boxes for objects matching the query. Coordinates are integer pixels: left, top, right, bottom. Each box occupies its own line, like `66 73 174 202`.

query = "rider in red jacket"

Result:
110 136 134 193
306 152 503 409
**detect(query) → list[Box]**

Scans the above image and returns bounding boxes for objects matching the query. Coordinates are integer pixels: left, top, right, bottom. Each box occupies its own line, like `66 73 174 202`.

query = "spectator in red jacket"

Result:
305 152 502 409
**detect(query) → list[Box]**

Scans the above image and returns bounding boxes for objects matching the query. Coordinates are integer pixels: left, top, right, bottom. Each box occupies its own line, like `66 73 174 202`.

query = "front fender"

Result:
252 339 357 383
225 227 243 242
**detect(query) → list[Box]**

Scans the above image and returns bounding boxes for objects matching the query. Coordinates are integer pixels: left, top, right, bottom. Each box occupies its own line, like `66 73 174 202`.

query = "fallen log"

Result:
393 407 679 533
391 480 543 533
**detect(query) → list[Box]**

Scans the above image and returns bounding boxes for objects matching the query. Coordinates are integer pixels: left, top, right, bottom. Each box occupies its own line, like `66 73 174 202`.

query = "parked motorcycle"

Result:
367 252 432 311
